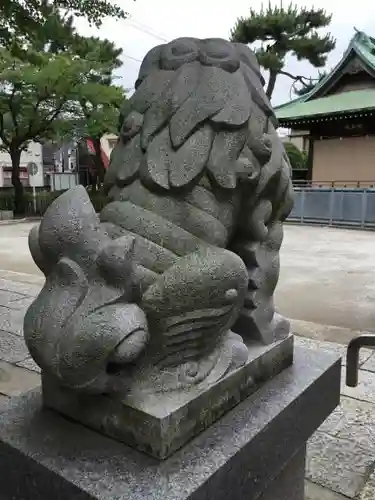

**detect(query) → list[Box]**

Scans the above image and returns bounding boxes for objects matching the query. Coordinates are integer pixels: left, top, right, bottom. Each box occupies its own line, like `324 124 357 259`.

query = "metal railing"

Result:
288 183 375 228
1 179 375 227
292 179 375 189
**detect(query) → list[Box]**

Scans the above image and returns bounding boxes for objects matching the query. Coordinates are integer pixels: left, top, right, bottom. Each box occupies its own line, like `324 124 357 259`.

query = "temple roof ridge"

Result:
274 28 375 123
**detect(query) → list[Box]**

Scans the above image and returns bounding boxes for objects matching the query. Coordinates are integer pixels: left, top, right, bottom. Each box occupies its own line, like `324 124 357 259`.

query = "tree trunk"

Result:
10 148 24 215
92 136 106 189
89 163 98 193
266 71 278 99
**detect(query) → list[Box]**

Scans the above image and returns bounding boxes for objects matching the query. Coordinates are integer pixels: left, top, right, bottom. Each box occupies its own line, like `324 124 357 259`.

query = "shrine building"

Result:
275 30 375 187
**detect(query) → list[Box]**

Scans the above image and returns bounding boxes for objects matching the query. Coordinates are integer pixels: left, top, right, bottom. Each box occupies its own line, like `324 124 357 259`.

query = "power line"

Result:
123 53 142 63
127 17 170 41
119 18 174 70
125 17 169 42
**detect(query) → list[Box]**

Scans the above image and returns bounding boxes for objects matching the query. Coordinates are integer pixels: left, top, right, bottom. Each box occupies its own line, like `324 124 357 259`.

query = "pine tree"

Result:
0 0 127 46
230 2 335 99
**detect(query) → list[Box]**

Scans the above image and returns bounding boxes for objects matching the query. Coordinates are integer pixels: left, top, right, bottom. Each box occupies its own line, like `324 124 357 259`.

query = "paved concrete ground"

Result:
277 224 375 335
1 222 375 499
0 222 43 279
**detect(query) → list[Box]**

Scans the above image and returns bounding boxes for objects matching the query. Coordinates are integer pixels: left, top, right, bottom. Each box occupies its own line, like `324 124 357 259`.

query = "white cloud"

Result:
74 0 375 104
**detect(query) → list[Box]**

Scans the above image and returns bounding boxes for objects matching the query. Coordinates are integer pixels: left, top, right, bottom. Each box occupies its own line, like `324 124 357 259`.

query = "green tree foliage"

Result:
284 141 307 170
230 3 335 99
0 44 122 212
0 1 126 209
79 86 123 191
70 36 125 190
0 0 127 46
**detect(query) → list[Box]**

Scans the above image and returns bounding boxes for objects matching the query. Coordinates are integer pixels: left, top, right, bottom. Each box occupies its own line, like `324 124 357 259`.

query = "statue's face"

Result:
136 37 263 85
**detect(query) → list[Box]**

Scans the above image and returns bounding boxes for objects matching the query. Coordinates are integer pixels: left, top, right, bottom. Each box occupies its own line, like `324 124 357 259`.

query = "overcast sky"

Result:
75 0 375 106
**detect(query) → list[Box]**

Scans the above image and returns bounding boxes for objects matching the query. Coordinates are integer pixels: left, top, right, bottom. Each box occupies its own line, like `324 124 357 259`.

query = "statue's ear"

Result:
38 186 101 267
28 224 52 276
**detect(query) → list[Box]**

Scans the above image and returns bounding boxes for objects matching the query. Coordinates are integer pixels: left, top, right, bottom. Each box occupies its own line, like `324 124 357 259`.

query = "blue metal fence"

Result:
288 188 375 228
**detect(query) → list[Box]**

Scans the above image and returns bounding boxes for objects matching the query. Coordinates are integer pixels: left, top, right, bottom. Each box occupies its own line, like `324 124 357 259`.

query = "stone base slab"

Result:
42 335 294 459
0 346 341 500
259 447 306 500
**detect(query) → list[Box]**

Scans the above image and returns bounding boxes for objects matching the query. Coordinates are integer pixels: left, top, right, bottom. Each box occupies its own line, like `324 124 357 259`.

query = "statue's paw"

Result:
200 331 248 386
228 332 249 369
271 312 291 341
109 328 149 364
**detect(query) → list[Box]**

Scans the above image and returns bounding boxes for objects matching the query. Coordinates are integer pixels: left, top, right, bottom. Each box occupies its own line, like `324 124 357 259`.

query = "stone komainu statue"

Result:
24 38 294 396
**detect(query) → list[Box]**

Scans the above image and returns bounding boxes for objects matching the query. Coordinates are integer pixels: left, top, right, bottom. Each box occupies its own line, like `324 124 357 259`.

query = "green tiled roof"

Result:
275 29 375 122
353 31 375 72
276 88 375 122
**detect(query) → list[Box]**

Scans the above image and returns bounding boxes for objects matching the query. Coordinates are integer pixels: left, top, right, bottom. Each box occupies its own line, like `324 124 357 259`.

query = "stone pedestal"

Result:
42 335 293 459
0 347 341 500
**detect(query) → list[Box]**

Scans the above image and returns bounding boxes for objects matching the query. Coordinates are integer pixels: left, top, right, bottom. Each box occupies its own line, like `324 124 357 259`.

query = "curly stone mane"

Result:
104 37 294 225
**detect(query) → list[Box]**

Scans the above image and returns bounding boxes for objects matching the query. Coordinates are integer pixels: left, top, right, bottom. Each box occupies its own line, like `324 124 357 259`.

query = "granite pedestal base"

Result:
42 335 293 459
0 346 341 500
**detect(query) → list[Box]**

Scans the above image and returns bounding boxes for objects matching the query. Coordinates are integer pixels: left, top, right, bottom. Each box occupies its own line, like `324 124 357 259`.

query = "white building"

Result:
0 142 44 188
0 134 119 189
101 134 118 162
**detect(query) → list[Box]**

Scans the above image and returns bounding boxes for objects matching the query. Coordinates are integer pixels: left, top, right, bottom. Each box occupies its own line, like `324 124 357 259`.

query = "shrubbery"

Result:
284 142 308 170
0 189 108 216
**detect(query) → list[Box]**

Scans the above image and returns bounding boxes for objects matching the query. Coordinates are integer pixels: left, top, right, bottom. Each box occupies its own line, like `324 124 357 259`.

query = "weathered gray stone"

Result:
0 347 341 500
0 306 25 336
359 469 375 500
0 393 10 406
334 396 375 453
22 38 296 458
317 403 345 436
306 431 374 498
0 361 40 397
16 356 41 373
318 395 375 445
305 480 349 500
0 330 28 363
341 369 375 403
290 318 373 346
257 447 305 500
7 296 34 310
0 290 25 306
43 335 293 459
0 278 42 297
0 281 36 311
295 335 373 366
361 352 375 372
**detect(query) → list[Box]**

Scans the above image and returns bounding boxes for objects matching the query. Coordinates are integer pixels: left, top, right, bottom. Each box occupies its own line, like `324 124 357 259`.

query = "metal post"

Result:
300 189 306 224
361 189 368 228
27 162 38 215
32 186 36 214
329 188 335 226
338 190 344 225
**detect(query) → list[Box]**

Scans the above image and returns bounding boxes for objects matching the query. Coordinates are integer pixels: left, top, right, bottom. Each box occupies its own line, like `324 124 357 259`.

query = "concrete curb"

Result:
0 218 41 226
291 318 375 346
